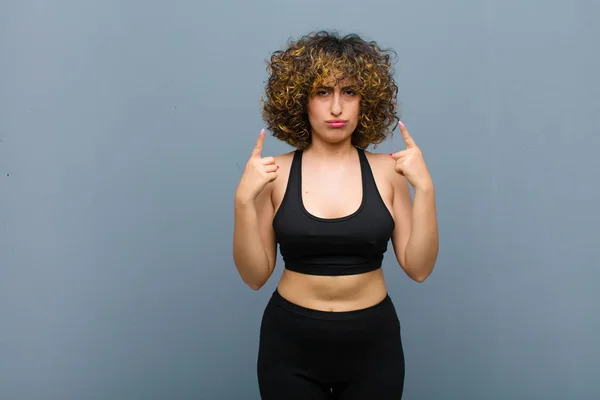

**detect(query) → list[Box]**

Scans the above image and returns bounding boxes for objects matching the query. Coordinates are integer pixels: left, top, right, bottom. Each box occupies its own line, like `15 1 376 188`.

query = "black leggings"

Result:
257 290 405 399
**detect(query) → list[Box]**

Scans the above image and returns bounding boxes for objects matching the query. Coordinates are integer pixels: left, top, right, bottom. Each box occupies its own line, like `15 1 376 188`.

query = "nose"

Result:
330 92 342 116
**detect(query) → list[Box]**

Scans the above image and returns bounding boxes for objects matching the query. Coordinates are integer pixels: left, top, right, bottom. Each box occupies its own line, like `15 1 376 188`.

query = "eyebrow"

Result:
316 85 357 90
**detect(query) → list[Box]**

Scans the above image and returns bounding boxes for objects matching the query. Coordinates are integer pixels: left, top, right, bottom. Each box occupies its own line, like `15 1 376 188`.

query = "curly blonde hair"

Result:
261 30 399 149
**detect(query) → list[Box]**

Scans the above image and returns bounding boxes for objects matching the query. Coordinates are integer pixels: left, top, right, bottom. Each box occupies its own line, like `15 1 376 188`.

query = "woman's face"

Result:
307 76 362 145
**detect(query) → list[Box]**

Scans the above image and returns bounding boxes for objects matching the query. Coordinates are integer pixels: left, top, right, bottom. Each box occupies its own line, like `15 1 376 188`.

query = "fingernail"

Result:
399 121 405 128
276 165 279 169
389 153 393 157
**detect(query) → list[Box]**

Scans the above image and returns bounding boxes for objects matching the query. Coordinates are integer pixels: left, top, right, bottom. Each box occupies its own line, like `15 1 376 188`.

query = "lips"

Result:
326 120 348 128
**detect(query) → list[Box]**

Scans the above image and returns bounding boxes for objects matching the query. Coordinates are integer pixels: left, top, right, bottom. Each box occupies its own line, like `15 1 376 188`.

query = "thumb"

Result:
390 150 407 160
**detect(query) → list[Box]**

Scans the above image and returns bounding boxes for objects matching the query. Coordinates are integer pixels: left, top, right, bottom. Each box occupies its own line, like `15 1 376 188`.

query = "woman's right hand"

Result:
235 129 279 204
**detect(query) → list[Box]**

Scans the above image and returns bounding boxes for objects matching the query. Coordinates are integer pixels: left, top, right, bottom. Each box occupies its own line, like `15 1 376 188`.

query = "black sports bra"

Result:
272 147 395 276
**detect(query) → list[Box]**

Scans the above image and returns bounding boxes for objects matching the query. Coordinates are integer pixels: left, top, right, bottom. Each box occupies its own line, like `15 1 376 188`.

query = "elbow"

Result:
233 255 275 291
247 282 264 291
234 260 271 291
403 251 438 283
412 273 430 283
243 276 267 291
405 263 435 283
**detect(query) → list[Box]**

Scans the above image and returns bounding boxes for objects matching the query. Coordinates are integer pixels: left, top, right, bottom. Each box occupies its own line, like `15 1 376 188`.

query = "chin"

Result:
327 125 356 134
323 134 353 145
312 124 357 144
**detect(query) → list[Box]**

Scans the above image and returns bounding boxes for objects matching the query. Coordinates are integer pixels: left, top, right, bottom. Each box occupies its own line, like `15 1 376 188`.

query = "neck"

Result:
303 137 357 161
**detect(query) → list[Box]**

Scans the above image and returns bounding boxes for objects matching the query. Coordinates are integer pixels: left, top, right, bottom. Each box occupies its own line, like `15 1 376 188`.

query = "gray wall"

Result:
1 0 599 399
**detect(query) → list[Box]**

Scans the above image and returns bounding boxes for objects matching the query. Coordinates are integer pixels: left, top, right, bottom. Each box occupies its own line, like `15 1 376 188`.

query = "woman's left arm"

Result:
390 121 439 282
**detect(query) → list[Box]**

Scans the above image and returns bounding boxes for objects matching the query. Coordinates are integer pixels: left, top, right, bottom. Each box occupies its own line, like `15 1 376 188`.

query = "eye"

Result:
316 89 330 96
344 89 357 96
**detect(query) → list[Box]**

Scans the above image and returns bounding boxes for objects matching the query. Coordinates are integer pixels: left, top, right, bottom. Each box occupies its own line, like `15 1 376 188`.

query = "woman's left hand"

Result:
390 121 433 190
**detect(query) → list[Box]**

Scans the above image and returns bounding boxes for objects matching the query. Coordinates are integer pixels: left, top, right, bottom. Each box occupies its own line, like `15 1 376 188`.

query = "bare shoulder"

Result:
267 151 296 206
364 150 394 166
364 150 398 182
364 150 410 200
272 151 295 185
273 151 295 169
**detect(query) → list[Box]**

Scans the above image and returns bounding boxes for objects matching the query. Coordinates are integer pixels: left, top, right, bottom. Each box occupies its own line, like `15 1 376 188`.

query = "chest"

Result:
301 163 362 219
272 158 394 220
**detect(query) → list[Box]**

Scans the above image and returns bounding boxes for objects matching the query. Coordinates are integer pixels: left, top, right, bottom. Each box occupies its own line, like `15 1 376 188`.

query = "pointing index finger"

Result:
252 129 265 158
399 121 416 148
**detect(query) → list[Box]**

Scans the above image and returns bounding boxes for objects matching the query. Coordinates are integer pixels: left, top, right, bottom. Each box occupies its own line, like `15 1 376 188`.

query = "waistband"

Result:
270 289 392 321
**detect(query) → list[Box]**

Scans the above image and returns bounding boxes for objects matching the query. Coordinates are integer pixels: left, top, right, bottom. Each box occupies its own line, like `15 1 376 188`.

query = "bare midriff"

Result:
276 267 388 312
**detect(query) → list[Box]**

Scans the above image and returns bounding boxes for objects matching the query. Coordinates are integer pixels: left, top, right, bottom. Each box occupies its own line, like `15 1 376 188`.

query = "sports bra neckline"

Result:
295 147 368 223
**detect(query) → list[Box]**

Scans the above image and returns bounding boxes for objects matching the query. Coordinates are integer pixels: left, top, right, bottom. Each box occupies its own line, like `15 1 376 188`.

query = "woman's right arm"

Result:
232 130 278 290
233 185 277 290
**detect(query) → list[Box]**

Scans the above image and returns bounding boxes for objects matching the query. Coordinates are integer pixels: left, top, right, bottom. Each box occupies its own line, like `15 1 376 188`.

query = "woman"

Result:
233 31 439 399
